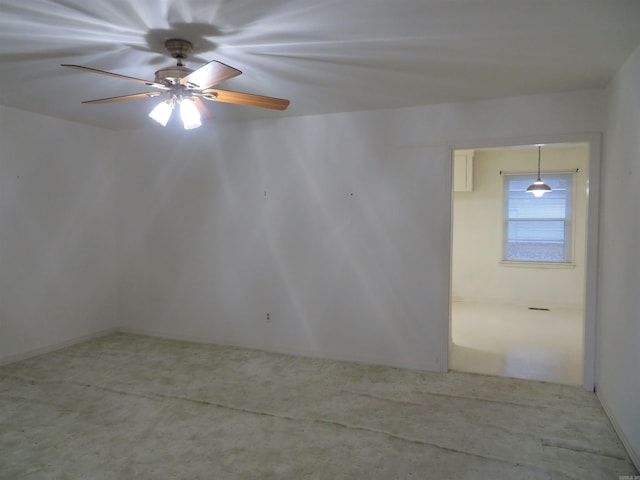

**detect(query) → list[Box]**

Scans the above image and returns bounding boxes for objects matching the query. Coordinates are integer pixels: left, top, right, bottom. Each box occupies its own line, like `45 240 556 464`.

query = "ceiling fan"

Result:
62 39 290 129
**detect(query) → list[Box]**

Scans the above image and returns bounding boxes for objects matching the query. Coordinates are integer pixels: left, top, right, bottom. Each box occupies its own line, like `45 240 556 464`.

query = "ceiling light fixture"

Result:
148 95 201 130
179 98 201 130
148 99 173 127
526 146 552 197
64 39 289 130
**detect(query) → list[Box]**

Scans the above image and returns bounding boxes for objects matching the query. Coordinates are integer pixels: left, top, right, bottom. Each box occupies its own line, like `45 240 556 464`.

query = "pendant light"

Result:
526 146 552 197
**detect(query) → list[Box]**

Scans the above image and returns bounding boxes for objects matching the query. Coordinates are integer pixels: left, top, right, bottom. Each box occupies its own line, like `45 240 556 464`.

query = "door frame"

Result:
446 132 601 391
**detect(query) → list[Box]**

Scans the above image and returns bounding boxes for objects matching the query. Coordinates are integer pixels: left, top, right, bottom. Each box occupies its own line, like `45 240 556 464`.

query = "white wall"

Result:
599 44 640 466
0 106 118 363
452 145 589 308
115 89 603 372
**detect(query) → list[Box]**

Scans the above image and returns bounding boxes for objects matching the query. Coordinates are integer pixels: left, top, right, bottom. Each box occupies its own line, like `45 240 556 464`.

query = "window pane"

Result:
506 220 566 262
506 174 569 220
507 220 566 243
506 241 567 262
503 173 573 263
507 191 567 219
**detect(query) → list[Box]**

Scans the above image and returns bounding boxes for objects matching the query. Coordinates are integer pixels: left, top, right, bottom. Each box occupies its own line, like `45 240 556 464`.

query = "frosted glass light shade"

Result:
148 101 173 126
180 98 201 130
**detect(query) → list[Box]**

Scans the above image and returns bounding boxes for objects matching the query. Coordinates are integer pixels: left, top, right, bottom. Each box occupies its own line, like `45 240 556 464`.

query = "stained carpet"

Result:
0 333 636 479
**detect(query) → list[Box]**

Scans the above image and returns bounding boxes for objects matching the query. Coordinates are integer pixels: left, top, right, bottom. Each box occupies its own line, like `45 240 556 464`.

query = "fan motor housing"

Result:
154 65 193 84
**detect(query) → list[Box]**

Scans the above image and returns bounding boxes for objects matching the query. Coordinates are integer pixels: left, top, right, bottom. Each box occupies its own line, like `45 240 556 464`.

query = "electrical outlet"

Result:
266 313 271 322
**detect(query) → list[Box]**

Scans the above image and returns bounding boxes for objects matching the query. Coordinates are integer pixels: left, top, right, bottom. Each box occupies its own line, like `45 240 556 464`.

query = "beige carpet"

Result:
0 333 636 479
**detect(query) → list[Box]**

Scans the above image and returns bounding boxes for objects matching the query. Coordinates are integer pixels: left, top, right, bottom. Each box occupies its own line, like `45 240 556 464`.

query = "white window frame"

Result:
502 172 575 265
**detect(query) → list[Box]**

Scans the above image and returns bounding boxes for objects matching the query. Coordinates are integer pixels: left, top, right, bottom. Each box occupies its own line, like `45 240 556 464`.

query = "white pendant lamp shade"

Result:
526 179 552 197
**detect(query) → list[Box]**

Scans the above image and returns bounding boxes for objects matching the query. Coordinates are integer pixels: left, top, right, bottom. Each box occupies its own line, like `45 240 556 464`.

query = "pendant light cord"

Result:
537 146 542 180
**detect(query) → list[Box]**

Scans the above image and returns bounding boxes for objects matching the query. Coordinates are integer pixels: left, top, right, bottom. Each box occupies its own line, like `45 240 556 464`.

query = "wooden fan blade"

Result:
81 92 163 104
61 64 169 90
181 60 241 90
202 88 290 110
193 97 212 119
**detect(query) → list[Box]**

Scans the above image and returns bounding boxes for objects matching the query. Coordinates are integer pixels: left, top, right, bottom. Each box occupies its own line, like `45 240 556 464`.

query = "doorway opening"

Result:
449 141 595 387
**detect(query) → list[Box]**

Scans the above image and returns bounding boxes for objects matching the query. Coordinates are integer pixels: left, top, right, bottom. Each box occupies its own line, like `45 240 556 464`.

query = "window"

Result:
503 173 573 263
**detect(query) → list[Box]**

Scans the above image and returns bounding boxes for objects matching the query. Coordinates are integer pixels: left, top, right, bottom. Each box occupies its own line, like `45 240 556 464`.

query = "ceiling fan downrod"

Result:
164 38 193 66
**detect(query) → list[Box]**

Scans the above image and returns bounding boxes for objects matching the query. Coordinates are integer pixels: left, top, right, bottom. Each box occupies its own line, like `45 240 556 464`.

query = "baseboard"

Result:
597 390 640 471
118 326 442 373
0 328 118 366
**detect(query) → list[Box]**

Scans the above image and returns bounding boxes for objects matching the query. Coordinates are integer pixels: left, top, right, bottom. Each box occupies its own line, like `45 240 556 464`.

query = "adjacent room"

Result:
1 1 639 478
450 144 589 385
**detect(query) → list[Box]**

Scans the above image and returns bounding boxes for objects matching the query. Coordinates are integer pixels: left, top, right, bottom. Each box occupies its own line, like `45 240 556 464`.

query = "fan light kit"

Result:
62 39 290 129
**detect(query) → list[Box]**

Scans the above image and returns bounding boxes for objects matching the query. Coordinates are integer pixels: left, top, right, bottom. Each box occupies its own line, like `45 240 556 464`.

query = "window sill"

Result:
499 261 576 269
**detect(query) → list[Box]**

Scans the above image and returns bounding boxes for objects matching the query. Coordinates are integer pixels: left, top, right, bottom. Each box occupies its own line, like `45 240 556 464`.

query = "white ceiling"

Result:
1 0 639 131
